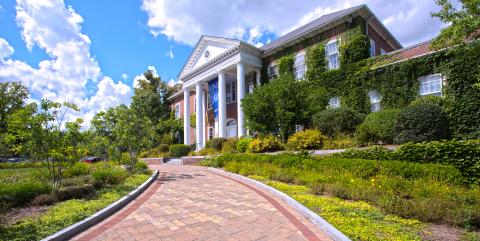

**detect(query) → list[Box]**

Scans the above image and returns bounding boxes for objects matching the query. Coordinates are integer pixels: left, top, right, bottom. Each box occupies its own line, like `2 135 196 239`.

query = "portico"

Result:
178 36 262 150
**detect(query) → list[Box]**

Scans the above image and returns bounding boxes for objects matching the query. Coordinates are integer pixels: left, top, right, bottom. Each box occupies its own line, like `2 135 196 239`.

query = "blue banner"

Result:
208 78 219 119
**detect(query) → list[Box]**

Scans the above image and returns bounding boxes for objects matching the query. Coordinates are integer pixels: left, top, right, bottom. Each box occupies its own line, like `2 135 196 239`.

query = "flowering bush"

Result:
248 135 284 153
286 129 326 150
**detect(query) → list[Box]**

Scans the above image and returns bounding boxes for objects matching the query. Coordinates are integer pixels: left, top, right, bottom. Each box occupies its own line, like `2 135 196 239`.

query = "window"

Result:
328 97 340 109
248 82 254 94
368 90 382 112
325 40 339 70
226 81 237 104
294 52 306 80
208 126 214 140
370 38 376 57
226 119 237 138
268 64 278 78
174 104 180 118
419 74 443 96
380 48 386 55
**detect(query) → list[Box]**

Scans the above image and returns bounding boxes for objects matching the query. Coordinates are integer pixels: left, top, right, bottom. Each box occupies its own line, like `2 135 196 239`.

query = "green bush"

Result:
92 167 128 186
194 148 217 156
236 137 253 153
322 136 355 149
55 184 95 201
169 144 191 157
0 181 52 207
221 138 238 153
395 103 451 143
335 146 396 160
158 144 169 156
313 108 365 137
355 109 400 145
205 137 227 151
286 129 326 150
134 161 149 173
63 162 90 178
248 135 284 153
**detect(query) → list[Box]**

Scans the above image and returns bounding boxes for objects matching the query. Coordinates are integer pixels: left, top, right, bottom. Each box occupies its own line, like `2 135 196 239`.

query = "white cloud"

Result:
141 0 445 47
121 73 128 80
0 38 14 59
0 0 132 127
166 46 174 59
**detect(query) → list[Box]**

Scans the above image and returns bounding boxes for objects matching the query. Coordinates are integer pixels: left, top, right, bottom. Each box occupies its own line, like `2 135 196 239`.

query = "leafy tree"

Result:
112 107 157 172
157 115 183 144
0 81 29 132
431 0 480 49
5 100 84 190
131 70 178 125
242 74 310 141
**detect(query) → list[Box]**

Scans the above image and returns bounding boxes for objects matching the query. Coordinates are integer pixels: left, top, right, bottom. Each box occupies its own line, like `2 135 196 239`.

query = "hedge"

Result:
169 144 191 157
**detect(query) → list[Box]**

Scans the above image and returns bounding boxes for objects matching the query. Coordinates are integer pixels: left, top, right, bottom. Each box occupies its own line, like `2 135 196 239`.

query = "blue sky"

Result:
0 0 446 126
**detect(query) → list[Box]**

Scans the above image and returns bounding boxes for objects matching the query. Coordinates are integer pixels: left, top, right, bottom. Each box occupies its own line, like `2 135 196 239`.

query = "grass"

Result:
202 153 480 240
0 173 149 241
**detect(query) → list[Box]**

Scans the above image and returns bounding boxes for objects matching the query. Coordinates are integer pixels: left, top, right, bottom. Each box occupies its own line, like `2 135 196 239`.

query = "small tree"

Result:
5 100 84 191
113 107 157 172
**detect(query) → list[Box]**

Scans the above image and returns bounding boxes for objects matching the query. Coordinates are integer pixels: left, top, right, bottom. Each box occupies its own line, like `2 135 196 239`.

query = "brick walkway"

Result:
73 165 332 241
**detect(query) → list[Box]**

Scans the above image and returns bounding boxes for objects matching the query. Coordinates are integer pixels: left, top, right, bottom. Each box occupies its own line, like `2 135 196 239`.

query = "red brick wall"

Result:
367 24 395 55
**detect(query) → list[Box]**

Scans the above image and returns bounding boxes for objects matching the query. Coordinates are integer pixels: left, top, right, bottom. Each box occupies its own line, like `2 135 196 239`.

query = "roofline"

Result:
363 5 402 49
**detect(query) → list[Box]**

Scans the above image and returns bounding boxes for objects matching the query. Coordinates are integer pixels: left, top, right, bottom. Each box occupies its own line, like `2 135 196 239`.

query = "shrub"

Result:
395 103 451 143
63 162 90 178
31 194 58 206
409 95 446 107
221 138 238 153
169 144 191 157
313 108 365 137
134 161 149 173
248 135 284 153
335 146 396 160
205 138 227 151
286 129 326 150
323 136 355 149
0 181 52 207
195 148 218 156
92 167 128 186
355 109 400 145
236 137 253 153
54 184 95 201
158 144 169 157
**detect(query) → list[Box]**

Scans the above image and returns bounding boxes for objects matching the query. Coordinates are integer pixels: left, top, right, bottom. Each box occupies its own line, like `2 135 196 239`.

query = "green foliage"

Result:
205 137 227 151
55 184 95 201
204 153 480 229
0 181 51 207
247 135 284 153
0 82 28 133
236 137 253 153
286 129 326 150
0 174 149 240
221 138 238 154
134 161 149 173
194 148 218 156
92 167 128 186
242 74 310 140
355 109 401 145
395 102 451 143
305 43 327 81
169 144 191 157
339 34 370 66
277 54 295 77
322 136 356 150
431 0 480 49
63 162 90 178
312 108 365 137
158 144 169 153
335 146 397 161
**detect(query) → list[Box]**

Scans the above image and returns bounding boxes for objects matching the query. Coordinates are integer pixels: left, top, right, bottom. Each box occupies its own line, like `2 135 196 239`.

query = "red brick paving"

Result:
73 165 332 241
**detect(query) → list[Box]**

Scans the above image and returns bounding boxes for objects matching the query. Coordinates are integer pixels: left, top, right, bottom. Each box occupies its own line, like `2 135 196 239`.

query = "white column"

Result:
237 63 246 137
183 89 191 145
195 83 204 150
256 69 261 86
202 89 206 145
218 71 227 138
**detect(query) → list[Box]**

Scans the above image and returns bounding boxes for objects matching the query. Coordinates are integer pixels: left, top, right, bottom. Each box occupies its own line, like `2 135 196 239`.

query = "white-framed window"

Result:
226 119 237 138
226 81 237 104
294 52 306 80
419 74 443 96
174 104 180 118
208 126 214 140
370 38 376 57
328 97 340 109
325 40 339 70
268 64 278 78
368 90 382 112
380 48 386 55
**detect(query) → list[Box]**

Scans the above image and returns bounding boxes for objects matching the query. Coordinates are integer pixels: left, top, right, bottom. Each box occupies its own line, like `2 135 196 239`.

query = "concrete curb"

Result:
41 170 160 241
207 167 351 241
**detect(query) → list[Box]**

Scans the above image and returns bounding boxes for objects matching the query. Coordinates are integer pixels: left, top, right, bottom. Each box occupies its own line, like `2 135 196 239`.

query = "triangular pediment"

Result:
178 36 240 79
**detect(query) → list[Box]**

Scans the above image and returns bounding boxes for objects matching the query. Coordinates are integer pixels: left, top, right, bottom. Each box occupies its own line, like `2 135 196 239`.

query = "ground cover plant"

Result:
0 161 150 241
202 153 480 240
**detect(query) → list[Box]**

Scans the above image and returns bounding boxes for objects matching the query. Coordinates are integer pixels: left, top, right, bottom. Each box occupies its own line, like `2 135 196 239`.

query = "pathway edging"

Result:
41 170 160 241
207 167 351 241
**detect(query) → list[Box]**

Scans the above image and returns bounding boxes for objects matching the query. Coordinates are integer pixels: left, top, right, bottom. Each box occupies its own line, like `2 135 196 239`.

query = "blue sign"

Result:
208 78 219 119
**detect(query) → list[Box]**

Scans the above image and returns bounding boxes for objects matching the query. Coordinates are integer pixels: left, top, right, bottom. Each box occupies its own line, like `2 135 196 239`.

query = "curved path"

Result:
73 165 332 241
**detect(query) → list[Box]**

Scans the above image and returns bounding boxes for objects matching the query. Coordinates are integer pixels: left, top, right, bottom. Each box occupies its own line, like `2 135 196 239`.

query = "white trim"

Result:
419 73 443 96
294 51 306 80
